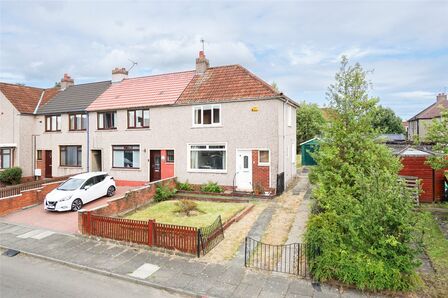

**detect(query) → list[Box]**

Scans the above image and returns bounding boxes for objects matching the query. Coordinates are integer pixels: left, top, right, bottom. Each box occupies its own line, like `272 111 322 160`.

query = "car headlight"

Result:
59 195 73 202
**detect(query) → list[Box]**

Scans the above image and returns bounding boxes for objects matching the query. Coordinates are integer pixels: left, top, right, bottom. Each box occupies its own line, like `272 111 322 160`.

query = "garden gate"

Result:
244 237 317 277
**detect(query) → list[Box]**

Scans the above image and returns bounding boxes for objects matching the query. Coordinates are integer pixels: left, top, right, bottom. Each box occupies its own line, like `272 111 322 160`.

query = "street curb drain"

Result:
2 249 20 257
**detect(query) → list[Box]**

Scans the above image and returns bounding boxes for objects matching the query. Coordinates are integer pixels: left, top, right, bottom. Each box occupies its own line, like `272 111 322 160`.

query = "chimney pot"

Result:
112 67 128 82
436 92 447 103
196 51 209 74
60 73 74 90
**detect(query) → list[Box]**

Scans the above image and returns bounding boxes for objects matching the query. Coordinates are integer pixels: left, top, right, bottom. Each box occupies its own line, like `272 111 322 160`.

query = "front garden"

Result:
125 200 249 228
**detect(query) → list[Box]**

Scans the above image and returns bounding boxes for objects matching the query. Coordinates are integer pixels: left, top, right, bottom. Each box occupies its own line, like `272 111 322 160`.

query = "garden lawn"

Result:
125 200 249 228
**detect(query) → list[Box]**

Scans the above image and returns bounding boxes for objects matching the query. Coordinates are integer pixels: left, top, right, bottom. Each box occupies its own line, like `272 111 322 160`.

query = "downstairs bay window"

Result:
112 145 140 168
188 144 226 172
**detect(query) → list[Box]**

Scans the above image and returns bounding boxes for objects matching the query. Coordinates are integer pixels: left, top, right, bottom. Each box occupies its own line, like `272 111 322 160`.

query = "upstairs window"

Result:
0 148 13 169
287 106 292 127
193 105 221 126
45 115 61 132
69 113 87 131
128 109 149 128
98 111 117 130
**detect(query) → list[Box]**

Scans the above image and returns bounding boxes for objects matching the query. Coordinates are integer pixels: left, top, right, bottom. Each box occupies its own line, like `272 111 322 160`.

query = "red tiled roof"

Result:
87 71 195 111
0 82 58 114
409 98 448 121
177 65 278 104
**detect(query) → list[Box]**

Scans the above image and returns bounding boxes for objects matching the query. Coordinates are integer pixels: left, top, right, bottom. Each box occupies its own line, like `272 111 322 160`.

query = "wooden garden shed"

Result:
396 147 446 203
300 138 319 166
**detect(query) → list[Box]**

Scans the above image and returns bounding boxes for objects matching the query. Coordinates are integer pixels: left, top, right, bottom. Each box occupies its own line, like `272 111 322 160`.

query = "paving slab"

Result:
206 282 238 298
128 263 160 279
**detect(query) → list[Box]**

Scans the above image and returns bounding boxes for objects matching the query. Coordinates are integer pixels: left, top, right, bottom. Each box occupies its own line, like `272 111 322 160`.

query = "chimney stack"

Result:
436 92 447 103
60 73 74 90
195 51 209 74
112 67 128 82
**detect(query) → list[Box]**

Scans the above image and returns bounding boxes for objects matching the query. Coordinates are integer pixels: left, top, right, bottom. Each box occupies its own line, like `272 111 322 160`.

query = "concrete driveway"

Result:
0 186 134 234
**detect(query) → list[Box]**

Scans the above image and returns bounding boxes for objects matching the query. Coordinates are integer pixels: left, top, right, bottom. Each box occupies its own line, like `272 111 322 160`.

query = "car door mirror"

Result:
84 185 91 190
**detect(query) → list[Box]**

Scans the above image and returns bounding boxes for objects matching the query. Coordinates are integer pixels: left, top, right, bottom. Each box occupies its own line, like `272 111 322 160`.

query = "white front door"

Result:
236 150 252 191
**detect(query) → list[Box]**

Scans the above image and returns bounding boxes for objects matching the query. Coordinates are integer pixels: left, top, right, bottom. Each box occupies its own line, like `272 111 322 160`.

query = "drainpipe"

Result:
86 112 90 172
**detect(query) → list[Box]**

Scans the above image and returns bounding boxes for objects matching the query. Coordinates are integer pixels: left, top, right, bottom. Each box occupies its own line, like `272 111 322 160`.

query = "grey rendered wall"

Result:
277 100 297 187
89 99 282 187
0 93 34 177
34 114 87 177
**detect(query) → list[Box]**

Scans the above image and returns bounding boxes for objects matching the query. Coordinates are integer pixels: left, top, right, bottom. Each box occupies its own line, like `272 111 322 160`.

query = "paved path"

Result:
287 169 312 244
0 221 371 297
0 248 184 298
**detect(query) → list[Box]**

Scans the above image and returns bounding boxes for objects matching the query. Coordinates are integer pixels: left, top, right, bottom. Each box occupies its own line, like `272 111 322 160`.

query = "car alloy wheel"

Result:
71 199 83 211
107 186 116 197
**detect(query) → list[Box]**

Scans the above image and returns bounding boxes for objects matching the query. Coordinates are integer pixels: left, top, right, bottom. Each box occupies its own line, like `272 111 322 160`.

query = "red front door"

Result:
150 150 161 182
45 150 52 178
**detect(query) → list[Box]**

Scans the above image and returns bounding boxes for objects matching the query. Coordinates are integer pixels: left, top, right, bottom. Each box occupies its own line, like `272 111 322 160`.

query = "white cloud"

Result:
0 0 447 118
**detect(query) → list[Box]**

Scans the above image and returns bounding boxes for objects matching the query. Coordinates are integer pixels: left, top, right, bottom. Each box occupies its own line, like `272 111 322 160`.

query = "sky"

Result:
0 0 447 120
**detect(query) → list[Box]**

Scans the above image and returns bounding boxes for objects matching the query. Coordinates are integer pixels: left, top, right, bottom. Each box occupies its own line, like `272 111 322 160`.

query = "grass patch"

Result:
417 210 448 297
125 200 248 228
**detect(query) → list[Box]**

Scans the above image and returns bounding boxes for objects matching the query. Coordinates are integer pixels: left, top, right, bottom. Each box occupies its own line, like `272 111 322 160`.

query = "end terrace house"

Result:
33 52 297 194
85 52 297 194
0 83 59 180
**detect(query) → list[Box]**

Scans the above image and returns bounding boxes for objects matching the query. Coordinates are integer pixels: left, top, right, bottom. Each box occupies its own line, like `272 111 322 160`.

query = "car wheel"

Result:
107 186 116 197
71 199 83 211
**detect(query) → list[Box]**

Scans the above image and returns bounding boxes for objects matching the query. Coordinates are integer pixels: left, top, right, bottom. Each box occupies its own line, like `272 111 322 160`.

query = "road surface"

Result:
0 251 188 298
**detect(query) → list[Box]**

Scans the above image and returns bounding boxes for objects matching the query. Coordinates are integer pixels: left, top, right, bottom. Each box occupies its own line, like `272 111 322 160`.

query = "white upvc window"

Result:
192 105 221 127
188 143 227 173
287 105 292 127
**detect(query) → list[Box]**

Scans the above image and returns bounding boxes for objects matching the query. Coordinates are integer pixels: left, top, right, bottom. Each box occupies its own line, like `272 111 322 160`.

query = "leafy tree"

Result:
306 57 419 291
371 105 405 134
426 110 448 170
296 102 325 146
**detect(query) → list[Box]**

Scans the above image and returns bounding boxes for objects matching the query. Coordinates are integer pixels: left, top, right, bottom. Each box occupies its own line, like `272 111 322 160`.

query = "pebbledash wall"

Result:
0 92 36 180
34 98 296 193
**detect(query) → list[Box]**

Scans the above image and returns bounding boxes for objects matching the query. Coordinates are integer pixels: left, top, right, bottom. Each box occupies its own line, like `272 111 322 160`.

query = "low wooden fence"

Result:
80 212 221 256
0 174 73 198
399 175 420 205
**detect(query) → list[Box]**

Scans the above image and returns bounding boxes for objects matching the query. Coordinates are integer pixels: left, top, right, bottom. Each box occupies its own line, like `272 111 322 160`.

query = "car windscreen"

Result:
57 178 85 191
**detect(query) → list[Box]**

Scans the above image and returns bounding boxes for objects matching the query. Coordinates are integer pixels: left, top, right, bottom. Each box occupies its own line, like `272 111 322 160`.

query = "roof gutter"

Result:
34 90 46 114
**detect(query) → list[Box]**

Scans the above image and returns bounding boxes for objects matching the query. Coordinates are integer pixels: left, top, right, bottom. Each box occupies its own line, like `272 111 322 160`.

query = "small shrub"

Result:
177 180 193 191
201 181 223 193
153 185 177 202
175 200 198 216
0 167 22 185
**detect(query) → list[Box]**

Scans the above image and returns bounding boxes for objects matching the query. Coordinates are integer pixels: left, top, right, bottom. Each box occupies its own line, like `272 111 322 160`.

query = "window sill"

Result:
111 167 141 171
258 163 270 167
68 130 87 133
125 128 151 131
191 125 223 129
187 169 227 174
95 129 117 132
59 166 82 169
44 131 62 133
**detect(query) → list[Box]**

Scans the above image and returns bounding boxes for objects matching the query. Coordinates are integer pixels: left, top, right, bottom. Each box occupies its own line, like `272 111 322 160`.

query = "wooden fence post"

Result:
87 211 92 235
148 220 154 246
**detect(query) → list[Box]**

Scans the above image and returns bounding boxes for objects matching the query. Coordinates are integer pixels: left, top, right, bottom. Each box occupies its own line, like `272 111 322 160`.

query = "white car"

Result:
44 172 116 212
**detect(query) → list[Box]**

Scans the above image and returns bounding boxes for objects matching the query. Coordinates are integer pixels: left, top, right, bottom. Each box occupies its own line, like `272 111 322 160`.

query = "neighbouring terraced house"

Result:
0 52 298 194
0 83 59 180
407 92 448 142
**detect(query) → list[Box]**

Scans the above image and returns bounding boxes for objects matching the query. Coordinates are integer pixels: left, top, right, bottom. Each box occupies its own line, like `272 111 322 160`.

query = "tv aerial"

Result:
128 59 138 72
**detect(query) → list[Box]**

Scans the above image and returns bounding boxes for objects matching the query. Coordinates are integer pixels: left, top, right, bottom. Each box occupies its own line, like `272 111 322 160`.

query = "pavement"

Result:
0 186 134 234
0 248 185 298
0 221 375 297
